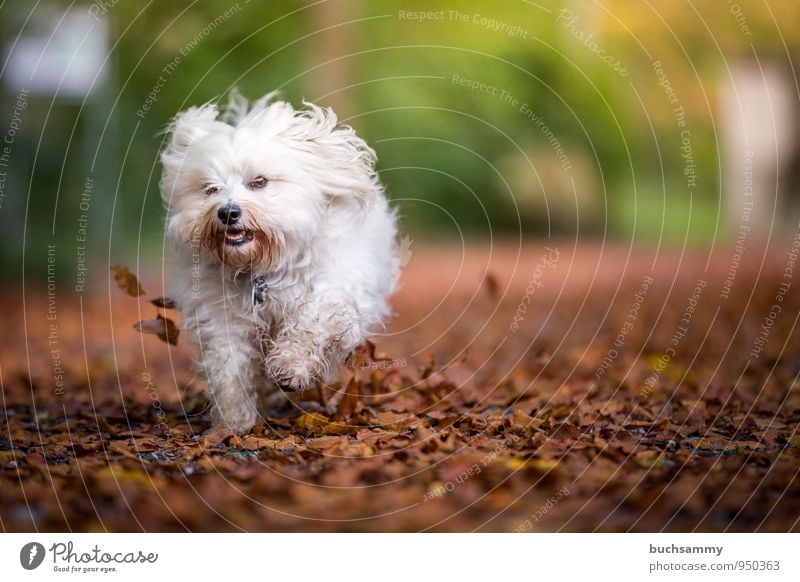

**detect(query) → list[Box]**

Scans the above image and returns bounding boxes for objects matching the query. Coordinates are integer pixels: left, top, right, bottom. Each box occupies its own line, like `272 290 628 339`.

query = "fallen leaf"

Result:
111 265 145 296
483 271 500 300
502 458 559 471
374 411 414 432
306 436 344 452
134 314 179 345
295 412 330 433
151 296 177 309
0 450 24 462
510 409 545 431
335 377 360 420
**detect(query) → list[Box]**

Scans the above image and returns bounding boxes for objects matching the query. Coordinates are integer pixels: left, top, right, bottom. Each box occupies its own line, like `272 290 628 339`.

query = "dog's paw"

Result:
273 367 317 392
212 416 257 435
266 345 324 392
272 362 322 392
210 405 259 435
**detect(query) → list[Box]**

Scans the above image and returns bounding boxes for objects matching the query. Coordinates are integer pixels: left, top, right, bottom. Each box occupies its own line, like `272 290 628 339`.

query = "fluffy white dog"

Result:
160 92 397 434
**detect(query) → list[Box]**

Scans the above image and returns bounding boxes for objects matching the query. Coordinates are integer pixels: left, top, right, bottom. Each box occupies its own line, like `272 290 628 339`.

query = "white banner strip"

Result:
1 533 797 581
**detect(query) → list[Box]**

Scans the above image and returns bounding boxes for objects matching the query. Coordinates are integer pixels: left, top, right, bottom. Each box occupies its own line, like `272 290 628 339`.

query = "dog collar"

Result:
252 275 268 305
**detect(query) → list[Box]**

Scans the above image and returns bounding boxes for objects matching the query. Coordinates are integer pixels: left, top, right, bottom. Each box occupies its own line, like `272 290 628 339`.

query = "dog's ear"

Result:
162 103 219 157
290 102 381 203
160 104 221 202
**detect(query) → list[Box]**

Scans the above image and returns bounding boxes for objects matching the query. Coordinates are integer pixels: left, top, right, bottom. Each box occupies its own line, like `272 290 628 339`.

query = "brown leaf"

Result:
241 436 281 451
201 426 235 447
374 411 414 432
688 437 729 450
151 296 177 309
347 340 377 369
335 377 360 420
108 440 139 458
7 418 32 448
0 450 24 462
134 314 179 345
483 271 500 300
111 265 145 296
510 409 545 432
306 436 345 452
295 412 330 434
549 422 582 440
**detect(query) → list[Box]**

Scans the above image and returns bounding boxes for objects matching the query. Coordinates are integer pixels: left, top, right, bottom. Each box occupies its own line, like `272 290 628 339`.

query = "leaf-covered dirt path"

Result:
2 241 800 532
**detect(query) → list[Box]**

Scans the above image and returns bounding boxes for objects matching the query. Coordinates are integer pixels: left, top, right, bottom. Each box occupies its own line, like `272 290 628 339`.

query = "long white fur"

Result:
160 92 397 433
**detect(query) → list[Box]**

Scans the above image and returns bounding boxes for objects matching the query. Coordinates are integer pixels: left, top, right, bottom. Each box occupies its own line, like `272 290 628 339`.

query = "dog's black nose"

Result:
217 203 241 225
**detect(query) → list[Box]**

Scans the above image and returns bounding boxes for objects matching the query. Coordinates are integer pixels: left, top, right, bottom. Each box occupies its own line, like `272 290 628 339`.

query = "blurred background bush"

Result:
1 0 799 280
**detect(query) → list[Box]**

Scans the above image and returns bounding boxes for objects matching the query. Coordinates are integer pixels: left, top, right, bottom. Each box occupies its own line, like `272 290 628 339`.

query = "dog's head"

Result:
160 91 380 274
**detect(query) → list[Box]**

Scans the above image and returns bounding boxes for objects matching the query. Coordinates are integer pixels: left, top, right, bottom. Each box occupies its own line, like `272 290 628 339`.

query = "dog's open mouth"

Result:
223 229 255 246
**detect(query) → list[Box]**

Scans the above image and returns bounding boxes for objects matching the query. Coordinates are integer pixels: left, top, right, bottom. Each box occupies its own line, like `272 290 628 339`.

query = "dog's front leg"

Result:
265 296 364 392
196 320 261 434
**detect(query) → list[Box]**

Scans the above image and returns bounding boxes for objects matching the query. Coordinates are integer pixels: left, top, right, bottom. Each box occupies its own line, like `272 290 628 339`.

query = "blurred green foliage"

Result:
1 0 798 278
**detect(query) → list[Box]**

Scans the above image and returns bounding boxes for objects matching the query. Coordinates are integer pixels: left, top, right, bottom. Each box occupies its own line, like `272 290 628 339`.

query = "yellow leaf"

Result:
426 481 448 498
503 458 558 471
0 450 24 462
510 410 545 430
689 438 728 450
95 465 151 484
636 450 666 467
323 420 354 435
295 412 329 431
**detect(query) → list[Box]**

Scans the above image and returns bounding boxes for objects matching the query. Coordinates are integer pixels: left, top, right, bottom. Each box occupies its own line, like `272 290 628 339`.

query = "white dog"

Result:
160 92 397 434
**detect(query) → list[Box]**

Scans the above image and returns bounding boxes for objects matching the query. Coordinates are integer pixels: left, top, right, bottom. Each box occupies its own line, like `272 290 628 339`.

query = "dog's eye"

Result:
203 183 220 195
247 176 268 190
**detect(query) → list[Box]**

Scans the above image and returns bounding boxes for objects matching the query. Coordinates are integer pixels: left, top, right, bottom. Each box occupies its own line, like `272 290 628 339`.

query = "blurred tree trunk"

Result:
721 60 800 233
308 0 356 120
